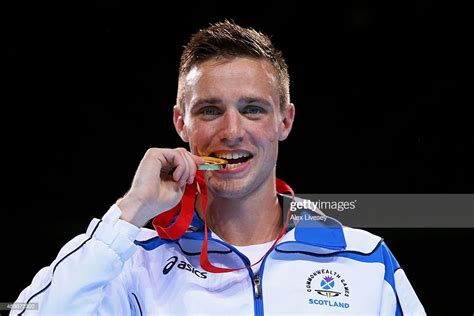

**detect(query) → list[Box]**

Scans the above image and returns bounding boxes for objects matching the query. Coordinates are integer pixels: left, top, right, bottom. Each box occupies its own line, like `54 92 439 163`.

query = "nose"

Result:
217 109 244 146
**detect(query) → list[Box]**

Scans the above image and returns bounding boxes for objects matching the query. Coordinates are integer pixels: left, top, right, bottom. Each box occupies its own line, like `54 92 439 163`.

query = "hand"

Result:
117 148 205 227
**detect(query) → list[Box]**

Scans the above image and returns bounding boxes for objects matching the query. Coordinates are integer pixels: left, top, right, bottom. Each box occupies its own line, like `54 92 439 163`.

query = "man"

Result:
12 21 425 315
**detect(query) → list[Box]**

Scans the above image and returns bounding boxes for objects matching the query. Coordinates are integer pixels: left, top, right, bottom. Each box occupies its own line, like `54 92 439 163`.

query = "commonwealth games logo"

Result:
305 269 350 298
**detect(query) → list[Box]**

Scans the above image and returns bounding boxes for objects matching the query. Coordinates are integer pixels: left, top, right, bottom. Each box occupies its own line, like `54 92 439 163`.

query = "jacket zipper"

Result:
253 249 273 316
253 274 261 298
253 273 263 315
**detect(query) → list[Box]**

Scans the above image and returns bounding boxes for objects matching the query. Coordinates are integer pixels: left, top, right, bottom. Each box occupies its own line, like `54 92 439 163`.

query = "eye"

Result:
200 106 221 117
242 105 265 115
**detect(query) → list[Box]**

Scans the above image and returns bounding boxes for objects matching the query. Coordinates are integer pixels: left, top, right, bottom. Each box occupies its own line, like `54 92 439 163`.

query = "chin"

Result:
206 177 254 199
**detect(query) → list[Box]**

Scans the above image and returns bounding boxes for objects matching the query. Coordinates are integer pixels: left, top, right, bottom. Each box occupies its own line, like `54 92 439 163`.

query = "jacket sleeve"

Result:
10 205 141 316
379 242 426 316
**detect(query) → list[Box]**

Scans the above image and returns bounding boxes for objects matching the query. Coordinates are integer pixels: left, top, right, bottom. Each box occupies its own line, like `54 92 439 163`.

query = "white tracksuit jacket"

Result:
12 195 426 315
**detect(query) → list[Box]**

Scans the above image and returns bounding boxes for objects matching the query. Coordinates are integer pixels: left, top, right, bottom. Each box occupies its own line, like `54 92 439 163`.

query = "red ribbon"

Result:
153 170 295 273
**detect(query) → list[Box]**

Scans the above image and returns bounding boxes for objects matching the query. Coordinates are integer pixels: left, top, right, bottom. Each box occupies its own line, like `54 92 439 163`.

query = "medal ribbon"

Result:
153 170 295 273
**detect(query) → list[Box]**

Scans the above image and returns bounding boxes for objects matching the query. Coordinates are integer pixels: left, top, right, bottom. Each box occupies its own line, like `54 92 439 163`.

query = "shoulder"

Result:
342 226 383 254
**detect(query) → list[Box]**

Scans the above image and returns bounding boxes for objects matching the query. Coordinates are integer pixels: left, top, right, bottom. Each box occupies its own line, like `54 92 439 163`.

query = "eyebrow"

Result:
191 97 272 110
191 98 221 110
237 97 272 108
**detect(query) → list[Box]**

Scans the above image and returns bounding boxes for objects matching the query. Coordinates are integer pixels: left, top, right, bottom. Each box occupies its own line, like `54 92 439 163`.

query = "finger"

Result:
191 154 206 166
182 151 199 184
176 148 191 187
160 149 186 183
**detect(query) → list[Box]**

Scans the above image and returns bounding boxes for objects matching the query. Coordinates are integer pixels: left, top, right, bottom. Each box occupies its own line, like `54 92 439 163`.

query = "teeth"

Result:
215 152 250 159
225 162 244 169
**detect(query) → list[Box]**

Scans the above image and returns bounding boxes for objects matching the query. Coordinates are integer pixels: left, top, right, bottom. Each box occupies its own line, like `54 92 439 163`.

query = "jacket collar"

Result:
183 194 347 251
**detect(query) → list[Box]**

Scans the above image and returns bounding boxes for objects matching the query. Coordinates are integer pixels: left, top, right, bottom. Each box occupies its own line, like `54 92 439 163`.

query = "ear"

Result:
173 105 189 142
279 103 295 141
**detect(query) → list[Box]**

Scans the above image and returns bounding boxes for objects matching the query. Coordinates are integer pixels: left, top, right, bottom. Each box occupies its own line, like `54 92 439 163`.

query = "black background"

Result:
3 1 472 315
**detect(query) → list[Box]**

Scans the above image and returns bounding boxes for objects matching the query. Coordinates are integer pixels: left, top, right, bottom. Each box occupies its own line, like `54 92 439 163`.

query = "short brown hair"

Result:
177 20 290 112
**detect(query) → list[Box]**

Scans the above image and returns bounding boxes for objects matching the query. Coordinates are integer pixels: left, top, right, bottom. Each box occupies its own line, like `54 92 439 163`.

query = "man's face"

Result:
174 57 294 198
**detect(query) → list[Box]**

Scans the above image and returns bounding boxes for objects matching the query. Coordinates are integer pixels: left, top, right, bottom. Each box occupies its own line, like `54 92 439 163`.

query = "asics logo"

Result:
163 256 208 279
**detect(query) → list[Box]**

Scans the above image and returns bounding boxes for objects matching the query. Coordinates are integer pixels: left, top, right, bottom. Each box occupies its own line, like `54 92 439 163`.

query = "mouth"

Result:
209 150 253 170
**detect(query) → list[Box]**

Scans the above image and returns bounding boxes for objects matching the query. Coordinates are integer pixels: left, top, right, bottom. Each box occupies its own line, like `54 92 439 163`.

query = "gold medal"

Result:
198 156 228 170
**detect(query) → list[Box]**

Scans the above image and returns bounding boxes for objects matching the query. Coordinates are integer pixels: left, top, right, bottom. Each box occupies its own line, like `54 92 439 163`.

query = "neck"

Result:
196 174 282 246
